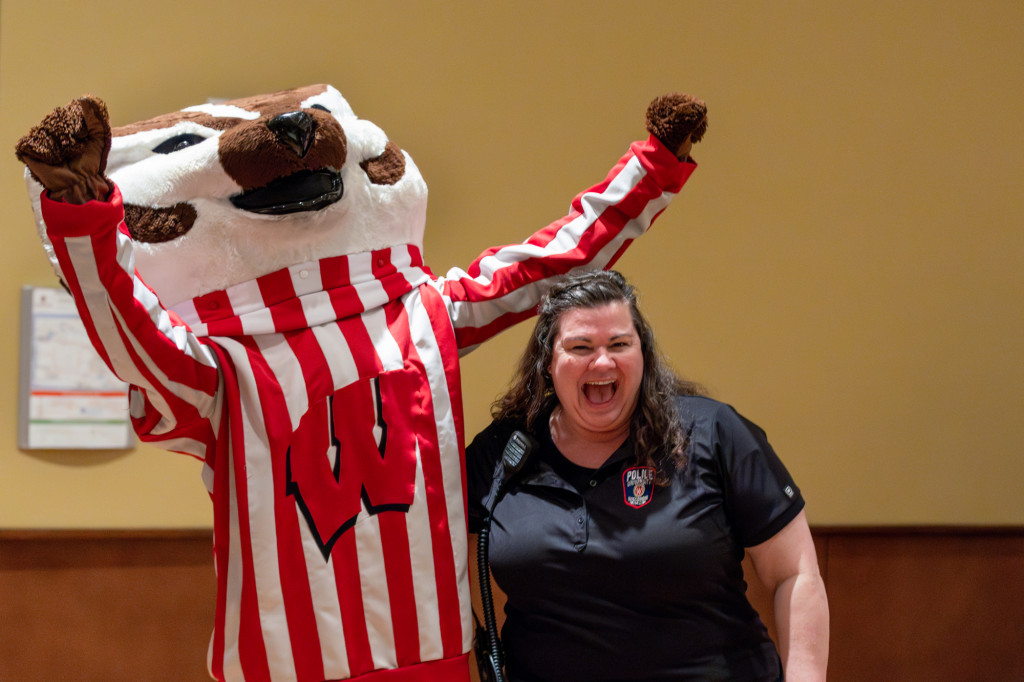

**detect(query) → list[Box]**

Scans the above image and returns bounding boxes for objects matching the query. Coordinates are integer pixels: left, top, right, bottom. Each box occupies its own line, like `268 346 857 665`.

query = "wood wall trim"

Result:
4 524 1021 539
0 527 213 541
811 524 1024 536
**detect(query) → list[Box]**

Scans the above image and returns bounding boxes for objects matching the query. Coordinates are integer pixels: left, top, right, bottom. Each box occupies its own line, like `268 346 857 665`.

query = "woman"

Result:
467 270 829 681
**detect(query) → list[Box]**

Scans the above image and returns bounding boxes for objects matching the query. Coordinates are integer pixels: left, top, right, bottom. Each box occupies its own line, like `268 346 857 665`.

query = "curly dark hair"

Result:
492 270 704 480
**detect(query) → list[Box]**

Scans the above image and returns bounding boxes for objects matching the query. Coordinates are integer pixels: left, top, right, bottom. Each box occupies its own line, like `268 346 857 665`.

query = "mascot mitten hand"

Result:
15 95 112 204
646 93 708 161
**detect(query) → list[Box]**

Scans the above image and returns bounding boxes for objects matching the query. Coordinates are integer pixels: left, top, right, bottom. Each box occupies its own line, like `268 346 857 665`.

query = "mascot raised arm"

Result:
15 84 706 681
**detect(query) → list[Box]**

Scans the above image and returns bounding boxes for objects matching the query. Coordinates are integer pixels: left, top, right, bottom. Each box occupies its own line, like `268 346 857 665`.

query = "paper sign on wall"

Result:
18 286 133 450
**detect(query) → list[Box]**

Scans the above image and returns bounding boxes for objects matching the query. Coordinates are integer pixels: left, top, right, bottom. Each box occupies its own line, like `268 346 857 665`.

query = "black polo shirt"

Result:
467 395 802 682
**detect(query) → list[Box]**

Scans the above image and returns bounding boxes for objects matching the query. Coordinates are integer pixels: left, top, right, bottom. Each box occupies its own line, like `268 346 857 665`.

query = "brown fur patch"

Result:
111 86 333 137
645 93 708 153
217 84 331 116
218 109 347 190
360 141 406 186
16 96 109 166
113 111 243 136
124 203 197 243
15 96 112 202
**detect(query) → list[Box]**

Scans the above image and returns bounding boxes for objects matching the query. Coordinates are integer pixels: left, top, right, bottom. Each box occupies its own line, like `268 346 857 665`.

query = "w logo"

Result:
286 365 427 559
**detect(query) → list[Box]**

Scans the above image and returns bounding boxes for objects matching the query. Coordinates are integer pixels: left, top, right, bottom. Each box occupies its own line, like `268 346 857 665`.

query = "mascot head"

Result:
29 84 428 307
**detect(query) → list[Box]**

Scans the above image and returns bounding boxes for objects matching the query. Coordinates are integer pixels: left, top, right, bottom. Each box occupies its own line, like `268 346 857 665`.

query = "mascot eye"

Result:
152 133 208 154
310 104 330 113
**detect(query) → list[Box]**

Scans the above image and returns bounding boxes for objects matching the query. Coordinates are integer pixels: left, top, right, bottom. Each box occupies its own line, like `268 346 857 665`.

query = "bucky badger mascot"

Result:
16 84 706 681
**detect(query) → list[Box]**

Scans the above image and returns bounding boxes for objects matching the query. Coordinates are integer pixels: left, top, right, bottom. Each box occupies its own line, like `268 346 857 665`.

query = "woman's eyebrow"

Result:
562 331 634 343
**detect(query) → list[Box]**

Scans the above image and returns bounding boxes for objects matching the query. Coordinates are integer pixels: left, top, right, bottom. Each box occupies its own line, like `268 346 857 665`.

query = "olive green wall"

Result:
1 0 1021 527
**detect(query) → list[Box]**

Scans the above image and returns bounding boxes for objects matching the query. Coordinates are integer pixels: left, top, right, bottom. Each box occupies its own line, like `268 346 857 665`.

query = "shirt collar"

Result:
521 407 636 491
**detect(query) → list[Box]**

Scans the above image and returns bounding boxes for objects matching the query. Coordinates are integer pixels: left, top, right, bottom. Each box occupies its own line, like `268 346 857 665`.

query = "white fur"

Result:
181 103 261 120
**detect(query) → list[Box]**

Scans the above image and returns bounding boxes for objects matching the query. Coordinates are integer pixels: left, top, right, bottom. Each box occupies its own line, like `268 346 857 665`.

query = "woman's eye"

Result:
152 133 207 154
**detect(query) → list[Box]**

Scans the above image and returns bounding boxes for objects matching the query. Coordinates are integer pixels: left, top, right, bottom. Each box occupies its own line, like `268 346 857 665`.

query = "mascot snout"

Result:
221 106 348 214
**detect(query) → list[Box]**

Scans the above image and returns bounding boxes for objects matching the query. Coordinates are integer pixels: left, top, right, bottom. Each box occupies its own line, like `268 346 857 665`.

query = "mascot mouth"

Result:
230 169 343 215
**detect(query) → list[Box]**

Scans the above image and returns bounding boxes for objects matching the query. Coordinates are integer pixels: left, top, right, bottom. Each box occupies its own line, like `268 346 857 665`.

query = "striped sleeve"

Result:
39 186 221 458
438 135 696 351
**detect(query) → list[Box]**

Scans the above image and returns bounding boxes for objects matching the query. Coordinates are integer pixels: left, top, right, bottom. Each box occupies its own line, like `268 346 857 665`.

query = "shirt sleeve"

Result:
711 402 805 547
437 135 696 352
38 186 222 460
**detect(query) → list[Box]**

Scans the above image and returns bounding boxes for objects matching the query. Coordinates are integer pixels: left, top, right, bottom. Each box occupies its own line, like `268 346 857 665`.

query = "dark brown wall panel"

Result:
4 528 1023 681
0 531 216 681
821 529 1024 682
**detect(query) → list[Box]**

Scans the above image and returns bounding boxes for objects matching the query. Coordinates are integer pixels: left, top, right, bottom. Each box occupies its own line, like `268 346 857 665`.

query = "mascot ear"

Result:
360 141 406 186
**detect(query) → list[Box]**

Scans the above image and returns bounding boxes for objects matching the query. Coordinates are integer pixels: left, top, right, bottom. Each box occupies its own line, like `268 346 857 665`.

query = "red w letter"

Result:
286 365 425 559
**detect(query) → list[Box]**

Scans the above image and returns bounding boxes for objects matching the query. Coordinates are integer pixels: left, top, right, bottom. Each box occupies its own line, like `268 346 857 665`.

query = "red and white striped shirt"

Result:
39 136 695 682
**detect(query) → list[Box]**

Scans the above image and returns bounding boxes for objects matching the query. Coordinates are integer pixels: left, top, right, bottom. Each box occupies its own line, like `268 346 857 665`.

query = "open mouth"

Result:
230 169 343 215
582 379 617 405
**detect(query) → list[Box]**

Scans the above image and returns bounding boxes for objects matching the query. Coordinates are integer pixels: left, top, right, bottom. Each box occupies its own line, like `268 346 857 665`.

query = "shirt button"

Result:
576 517 584 525
299 270 309 279
589 480 597 487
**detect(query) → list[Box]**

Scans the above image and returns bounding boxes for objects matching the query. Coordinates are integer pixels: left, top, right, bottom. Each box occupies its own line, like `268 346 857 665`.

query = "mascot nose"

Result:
267 111 315 158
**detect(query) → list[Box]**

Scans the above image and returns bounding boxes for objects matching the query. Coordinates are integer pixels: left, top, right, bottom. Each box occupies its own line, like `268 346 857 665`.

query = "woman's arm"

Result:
748 509 830 681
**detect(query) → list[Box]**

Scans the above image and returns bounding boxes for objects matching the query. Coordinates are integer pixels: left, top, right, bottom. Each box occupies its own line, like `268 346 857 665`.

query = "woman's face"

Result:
548 301 644 442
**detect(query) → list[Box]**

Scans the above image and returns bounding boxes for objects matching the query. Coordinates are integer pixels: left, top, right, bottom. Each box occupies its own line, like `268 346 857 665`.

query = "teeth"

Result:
586 380 615 386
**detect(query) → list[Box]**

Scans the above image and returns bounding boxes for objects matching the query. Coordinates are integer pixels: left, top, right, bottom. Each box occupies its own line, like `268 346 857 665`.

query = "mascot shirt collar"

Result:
170 246 434 338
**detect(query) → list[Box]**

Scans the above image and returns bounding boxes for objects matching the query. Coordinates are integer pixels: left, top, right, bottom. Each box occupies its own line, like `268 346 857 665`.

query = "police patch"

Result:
622 466 656 508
